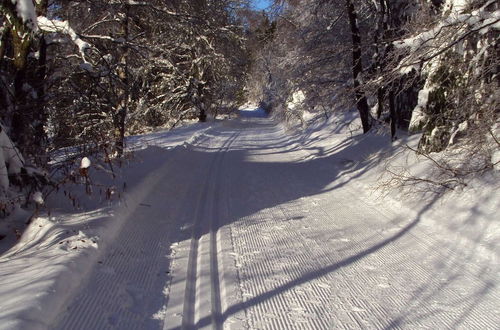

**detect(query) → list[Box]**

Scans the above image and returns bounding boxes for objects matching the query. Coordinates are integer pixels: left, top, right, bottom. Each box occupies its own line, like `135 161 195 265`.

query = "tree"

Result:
0 0 50 214
378 0 499 153
345 0 371 133
0 0 249 217
0 0 48 164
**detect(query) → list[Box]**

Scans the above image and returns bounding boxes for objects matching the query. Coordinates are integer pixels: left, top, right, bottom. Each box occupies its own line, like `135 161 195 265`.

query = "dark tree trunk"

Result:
346 0 371 133
374 0 388 119
115 3 130 157
11 67 28 148
198 108 207 122
376 87 385 119
9 9 32 152
0 26 10 67
32 35 48 165
31 1 49 165
389 88 397 139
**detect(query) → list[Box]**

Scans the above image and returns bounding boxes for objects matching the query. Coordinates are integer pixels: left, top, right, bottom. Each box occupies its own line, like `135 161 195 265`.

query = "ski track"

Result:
52 115 499 329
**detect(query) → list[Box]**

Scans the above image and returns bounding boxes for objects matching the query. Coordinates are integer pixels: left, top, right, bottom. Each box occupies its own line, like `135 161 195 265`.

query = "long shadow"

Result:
156 118 412 328
238 107 269 118
19 114 495 329
182 117 495 329
148 118 400 329
382 192 500 329
194 201 436 329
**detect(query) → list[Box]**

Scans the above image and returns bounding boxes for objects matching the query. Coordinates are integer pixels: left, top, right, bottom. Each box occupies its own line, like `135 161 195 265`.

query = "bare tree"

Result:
345 0 371 133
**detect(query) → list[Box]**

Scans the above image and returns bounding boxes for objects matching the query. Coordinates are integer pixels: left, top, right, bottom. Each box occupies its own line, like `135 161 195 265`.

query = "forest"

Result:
0 0 499 217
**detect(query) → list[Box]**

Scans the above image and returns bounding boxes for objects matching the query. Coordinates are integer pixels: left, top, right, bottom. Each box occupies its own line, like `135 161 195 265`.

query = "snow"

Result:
11 0 37 31
0 123 24 191
80 157 91 169
0 109 498 329
32 191 43 205
287 90 306 111
493 151 500 170
37 16 90 60
394 3 500 73
238 105 267 118
443 0 470 14
409 87 431 132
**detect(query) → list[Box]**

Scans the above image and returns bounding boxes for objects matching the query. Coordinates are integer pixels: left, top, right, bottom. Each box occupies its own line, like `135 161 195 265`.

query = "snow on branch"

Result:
10 0 38 31
0 123 24 192
37 16 90 61
394 4 500 72
126 0 148 5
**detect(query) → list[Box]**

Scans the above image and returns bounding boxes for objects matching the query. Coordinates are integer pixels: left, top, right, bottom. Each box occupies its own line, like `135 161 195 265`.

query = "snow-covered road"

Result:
51 112 498 329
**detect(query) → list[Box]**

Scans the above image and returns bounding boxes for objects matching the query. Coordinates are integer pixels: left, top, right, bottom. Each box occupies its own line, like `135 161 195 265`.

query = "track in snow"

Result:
52 114 499 330
177 131 239 330
52 125 240 330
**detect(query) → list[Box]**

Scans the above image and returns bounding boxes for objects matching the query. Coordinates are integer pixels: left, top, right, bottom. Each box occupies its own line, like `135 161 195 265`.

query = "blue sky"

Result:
251 0 272 10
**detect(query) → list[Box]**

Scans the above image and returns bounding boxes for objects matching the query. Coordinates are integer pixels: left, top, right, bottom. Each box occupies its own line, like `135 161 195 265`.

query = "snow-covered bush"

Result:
0 124 24 193
380 0 500 187
0 123 48 217
396 1 500 155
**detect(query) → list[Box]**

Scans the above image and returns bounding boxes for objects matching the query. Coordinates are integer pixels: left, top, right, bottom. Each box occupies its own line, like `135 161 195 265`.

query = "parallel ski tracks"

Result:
176 130 240 330
53 140 212 330
53 130 232 330
50 118 499 330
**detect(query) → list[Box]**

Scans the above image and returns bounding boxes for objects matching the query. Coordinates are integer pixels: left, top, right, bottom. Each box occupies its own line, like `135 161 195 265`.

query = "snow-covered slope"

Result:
0 109 498 329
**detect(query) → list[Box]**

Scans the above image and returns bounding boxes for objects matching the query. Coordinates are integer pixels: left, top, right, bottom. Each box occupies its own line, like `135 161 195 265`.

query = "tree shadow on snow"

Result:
32 115 497 329
178 118 497 329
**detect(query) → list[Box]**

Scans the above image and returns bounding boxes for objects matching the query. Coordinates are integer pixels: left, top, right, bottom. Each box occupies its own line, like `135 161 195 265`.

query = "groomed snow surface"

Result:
0 107 498 329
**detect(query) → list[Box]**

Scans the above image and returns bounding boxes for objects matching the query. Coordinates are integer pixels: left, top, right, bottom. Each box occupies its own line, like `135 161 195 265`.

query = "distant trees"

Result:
242 0 499 190
0 0 248 215
245 0 363 124
246 0 499 172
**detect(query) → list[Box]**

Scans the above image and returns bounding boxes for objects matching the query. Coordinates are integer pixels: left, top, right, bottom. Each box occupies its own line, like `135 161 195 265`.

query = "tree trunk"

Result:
376 87 384 119
10 21 31 152
197 81 207 122
374 0 388 119
11 66 28 147
115 3 130 157
198 108 207 122
346 0 371 133
0 26 10 67
33 0 48 165
389 88 397 139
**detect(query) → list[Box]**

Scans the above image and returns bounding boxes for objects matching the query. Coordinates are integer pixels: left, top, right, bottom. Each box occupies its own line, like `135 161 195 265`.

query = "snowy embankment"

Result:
293 111 499 260
0 122 216 329
0 108 498 329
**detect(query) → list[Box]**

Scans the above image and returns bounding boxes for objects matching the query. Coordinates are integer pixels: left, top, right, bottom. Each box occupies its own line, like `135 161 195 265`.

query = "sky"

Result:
251 0 272 10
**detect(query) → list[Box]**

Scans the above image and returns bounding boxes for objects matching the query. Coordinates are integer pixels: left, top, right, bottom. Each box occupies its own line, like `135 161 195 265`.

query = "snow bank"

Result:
295 111 500 258
409 87 431 132
0 210 114 329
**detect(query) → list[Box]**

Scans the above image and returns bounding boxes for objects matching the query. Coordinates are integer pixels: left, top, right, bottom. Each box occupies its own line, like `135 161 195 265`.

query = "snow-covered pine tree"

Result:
0 0 49 215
